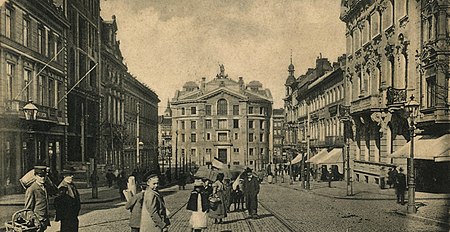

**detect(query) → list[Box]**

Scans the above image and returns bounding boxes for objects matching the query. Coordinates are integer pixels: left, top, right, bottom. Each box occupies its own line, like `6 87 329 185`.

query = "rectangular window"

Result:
38 75 45 104
259 107 264 115
181 121 185 129
181 108 185 115
5 8 12 38
260 133 264 142
38 27 44 54
233 148 239 153
249 120 254 129
191 106 196 115
234 133 238 140
191 121 196 130
427 77 436 108
191 148 196 158
218 133 227 141
48 79 54 107
233 105 239 115
181 134 185 142
218 119 227 129
6 63 15 100
233 119 239 128
205 105 212 115
249 133 254 142
23 69 32 101
249 106 253 114
205 119 212 129
260 120 264 129
22 18 30 46
191 133 196 142
206 133 211 141
249 148 254 156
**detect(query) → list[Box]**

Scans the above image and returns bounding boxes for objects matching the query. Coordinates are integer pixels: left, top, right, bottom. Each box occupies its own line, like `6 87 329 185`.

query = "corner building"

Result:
171 66 273 170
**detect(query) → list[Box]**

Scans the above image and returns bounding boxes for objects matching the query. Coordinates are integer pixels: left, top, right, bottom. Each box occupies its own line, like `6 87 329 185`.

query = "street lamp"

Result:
405 94 419 214
23 101 38 121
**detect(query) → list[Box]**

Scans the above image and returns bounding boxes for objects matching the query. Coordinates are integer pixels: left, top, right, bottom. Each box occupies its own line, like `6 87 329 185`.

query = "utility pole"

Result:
175 120 178 179
136 103 140 170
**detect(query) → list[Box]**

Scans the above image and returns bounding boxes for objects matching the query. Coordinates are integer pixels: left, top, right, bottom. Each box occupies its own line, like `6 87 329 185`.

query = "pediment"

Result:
198 87 248 101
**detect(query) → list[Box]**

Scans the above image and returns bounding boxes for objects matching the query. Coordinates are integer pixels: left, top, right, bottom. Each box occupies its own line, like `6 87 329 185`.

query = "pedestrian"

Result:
125 182 147 232
326 168 332 188
118 171 128 201
395 167 407 205
106 169 115 188
243 168 260 219
55 170 81 232
208 173 227 224
203 178 213 197
223 178 232 211
178 173 186 190
140 174 170 232
24 166 52 232
186 179 209 232
232 184 244 211
391 167 399 188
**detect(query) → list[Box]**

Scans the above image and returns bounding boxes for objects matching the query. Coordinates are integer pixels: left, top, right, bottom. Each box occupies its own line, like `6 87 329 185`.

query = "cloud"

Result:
100 0 346 109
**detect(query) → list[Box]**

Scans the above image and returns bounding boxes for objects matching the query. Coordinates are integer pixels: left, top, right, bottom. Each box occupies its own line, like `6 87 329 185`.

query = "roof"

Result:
183 81 199 88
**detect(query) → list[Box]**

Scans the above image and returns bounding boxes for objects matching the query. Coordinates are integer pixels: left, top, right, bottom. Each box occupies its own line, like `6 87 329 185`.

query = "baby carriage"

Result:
4 209 40 232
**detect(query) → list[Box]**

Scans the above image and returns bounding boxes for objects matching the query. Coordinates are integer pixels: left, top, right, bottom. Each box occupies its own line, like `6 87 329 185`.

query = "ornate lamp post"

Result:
404 95 419 214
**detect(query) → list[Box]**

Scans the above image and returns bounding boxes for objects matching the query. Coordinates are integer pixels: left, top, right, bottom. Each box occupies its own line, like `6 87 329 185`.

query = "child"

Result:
125 182 147 232
233 184 244 211
187 179 209 232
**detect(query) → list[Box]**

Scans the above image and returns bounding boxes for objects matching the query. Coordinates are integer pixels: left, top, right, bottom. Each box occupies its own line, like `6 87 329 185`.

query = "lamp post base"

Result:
407 204 416 214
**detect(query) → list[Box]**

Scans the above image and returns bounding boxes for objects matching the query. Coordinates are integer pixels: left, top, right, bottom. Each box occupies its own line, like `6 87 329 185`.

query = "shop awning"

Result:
319 148 344 172
307 149 328 164
284 154 303 165
391 134 450 162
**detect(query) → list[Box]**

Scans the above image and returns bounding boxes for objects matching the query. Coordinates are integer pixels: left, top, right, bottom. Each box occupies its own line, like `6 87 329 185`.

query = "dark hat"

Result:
34 166 47 177
139 181 148 187
146 174 158 181
399 167 404 172
245 167 252 173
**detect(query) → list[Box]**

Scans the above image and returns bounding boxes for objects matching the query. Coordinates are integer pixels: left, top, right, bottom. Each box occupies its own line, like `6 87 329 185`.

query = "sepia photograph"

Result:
0 0 449 231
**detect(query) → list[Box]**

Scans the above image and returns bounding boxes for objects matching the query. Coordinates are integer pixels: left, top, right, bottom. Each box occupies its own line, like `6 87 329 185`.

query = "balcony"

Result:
386 87 407 110
325 136 344 147
350 95 380 113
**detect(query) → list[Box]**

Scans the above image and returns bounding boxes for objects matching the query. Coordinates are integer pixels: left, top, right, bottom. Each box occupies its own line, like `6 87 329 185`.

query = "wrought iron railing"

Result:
386 87 407 105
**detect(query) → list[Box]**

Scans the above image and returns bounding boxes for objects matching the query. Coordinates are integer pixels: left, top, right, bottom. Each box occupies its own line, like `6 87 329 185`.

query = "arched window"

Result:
217 99 228 115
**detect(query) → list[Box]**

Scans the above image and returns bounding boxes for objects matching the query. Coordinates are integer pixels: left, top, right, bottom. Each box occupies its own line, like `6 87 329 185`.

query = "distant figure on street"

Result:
55 170 81 232
208 173 227 224
106 169 115 188
326 168 332 188
390 167 399 189
125 182 147 232
187 179 210 232
117 171 128 201
243 168 260 219
178 173 187 190
25 166 52 232
395 167 407 205
140 174 170 232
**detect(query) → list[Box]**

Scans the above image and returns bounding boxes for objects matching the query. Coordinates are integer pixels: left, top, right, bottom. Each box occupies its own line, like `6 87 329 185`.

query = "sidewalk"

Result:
271 176 450 227
0 186 121 206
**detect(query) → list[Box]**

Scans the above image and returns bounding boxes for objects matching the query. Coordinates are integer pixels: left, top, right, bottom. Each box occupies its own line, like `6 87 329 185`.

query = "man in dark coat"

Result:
125 182 147 232
55 171 81 232
25 166 52 232
243 168 260 219
395 167 407 205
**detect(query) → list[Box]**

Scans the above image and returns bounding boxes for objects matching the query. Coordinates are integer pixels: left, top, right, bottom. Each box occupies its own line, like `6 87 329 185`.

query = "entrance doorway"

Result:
218 149 227 164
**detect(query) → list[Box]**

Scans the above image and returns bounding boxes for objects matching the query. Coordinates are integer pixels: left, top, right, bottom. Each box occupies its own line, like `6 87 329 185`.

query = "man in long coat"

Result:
141 174 170 232
243 168 260 219
25 166 51 232
55 171 81 232
395 167 407 205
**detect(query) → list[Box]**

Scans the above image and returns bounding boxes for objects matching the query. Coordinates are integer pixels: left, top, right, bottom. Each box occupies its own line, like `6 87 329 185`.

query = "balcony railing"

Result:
386 87 407 106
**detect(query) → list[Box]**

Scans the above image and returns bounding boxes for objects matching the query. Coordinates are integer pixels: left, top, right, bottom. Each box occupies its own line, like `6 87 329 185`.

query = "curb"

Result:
394 210 450 229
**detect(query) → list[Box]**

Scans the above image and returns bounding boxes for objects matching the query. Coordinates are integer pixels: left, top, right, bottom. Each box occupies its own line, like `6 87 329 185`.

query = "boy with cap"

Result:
55 170 81 232
125 181 147 232
25 166 51 231
140 174 170 232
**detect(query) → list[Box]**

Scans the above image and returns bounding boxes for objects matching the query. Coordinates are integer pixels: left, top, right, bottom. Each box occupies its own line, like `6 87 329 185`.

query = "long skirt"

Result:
208 192 227 219
190 211 208 229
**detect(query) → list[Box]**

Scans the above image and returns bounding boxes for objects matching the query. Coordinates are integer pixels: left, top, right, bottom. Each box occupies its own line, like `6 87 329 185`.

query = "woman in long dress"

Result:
187 179 209 231
208 173 227 224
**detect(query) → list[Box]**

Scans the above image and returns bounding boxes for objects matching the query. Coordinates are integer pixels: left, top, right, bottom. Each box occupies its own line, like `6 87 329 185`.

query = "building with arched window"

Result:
170 65 272 171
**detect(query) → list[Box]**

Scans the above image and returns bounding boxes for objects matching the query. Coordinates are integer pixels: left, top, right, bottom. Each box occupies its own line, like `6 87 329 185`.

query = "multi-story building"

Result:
271 108 285 164
100 15 127 171
66 0 101 170
0 0 69 194
339 0 450 190
171 65 273 172
284 55 347 178
158 100 172 174
123 73 159 174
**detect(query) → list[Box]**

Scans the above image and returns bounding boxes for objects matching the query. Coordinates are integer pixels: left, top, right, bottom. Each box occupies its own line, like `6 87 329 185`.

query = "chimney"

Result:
238 77 244 90
316 57 330 77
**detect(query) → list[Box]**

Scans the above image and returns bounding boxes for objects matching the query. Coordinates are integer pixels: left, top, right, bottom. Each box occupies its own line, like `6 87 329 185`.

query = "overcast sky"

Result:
100 0 346 110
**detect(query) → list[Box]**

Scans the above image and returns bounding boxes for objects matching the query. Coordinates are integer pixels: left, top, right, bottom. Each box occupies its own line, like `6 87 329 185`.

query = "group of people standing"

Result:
24 166 81 232
388 167 407 205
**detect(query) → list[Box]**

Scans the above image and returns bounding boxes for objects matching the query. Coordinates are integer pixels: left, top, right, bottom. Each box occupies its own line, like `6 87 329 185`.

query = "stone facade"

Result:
171 66 273 172
271 108 285 163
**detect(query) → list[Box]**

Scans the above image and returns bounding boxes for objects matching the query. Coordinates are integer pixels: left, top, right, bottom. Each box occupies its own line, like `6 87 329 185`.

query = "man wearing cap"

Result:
55 170 80 232
125 181 147 232
25 166 51 231
395 167 407 205
243 168 260 219
140 174 170 232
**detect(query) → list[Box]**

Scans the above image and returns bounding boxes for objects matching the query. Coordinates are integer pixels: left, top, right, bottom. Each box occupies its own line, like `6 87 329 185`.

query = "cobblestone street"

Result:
38 181 449 232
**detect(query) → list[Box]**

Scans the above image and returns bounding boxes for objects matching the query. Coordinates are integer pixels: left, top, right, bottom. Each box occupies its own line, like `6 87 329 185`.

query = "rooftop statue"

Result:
216 64 228 79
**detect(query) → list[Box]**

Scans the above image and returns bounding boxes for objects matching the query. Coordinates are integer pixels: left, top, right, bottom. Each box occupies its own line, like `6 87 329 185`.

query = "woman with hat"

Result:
208 173 227 224
186 179 209 231
55 170 80 232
